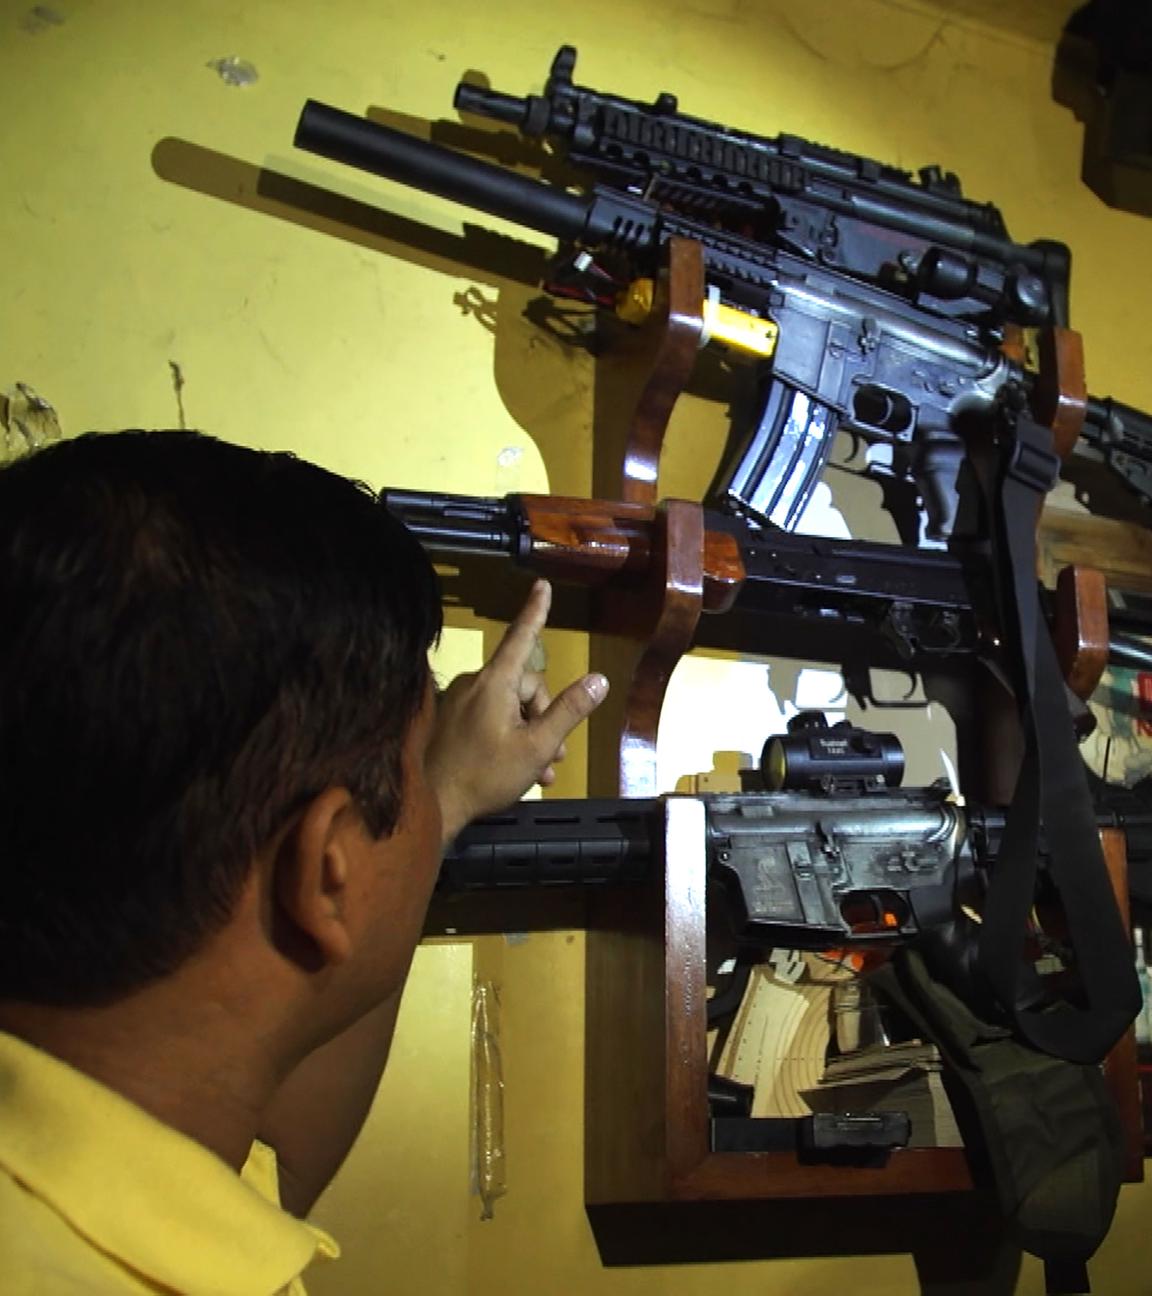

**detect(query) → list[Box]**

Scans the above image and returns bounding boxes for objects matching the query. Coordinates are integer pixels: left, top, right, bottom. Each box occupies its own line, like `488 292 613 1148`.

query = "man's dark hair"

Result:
0 430 441 1004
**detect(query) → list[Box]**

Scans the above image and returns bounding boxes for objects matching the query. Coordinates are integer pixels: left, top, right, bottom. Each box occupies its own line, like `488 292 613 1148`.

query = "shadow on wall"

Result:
586 1192 1022 1294
150 123 599 496
152 109 759 506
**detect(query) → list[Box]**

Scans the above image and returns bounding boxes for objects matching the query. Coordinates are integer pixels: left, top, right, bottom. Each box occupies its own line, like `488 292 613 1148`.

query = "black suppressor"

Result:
294 101 658 255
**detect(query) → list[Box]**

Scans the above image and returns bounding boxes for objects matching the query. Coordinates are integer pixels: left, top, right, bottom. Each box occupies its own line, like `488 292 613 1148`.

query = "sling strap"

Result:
976 412 1140 1062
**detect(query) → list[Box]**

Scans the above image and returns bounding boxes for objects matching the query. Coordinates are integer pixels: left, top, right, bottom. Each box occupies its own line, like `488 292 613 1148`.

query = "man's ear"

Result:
273 787 360 968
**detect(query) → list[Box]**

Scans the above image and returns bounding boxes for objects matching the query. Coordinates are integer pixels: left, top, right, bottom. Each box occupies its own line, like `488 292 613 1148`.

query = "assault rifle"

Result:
382 486 1152 682
441 715 981 949
454 44 1070 329
294 45 1152 541
440 713 1151 965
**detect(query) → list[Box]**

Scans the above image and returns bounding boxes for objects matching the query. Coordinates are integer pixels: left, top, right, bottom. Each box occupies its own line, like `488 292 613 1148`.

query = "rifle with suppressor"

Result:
294 45 1152 542
455 44 1069 328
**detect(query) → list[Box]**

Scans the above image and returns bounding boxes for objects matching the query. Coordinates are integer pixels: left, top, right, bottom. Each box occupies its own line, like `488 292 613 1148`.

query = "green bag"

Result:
871 948 1125 1295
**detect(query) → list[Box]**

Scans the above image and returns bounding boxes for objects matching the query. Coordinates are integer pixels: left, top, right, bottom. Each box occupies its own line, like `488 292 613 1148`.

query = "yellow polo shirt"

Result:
0 1030 340 1294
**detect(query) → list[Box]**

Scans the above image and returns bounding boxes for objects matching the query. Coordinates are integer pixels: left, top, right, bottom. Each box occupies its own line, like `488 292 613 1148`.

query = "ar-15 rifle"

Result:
442 715 982 951
294 45 1152 540
440 713 1151 982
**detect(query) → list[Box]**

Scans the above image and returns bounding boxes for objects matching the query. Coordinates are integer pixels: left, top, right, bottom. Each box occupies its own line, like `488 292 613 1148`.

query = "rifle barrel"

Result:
380 488 524 557
453 83 531 128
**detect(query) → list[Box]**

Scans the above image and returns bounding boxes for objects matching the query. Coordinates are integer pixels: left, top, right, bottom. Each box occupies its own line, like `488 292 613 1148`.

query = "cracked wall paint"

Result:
207 56 258 87
0 384 63 462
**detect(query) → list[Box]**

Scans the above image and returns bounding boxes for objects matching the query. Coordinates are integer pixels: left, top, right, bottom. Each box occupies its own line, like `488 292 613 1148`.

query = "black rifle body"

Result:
440 787 979 949
382 487 1152 679
294 48 1152 533
454 45 1152 527
454 44 1068 330
297 99 1022 543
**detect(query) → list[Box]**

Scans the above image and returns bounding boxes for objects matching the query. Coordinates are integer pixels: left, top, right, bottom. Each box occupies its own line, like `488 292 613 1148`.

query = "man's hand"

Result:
428 580 609 842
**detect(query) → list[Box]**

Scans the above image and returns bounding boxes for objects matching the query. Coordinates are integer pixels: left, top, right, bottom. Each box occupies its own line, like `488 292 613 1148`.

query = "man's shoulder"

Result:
0 1167 155 1294
0 1033 337 1294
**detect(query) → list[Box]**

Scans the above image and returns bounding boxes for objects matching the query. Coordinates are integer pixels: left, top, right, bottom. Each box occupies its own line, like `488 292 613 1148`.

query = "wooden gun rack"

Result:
582 238 1143 1214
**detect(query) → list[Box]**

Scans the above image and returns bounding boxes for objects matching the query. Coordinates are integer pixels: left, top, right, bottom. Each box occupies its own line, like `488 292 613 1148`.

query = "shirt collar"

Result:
0 1030 338 1295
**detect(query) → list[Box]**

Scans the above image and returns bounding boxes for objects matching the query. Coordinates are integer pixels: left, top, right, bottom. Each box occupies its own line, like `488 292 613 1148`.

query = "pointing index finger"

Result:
489 579 552 680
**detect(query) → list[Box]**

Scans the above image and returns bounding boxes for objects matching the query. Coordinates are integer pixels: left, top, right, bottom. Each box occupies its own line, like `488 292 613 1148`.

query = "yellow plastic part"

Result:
615 277 656 325
704 299 780 358
616 277 778 360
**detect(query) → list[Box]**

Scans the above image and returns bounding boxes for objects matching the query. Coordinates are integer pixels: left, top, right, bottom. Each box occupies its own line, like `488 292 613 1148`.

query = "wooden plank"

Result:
584 871 669 1205
662 799 711 1182
673 1149 972 1200
1038 508 1152 592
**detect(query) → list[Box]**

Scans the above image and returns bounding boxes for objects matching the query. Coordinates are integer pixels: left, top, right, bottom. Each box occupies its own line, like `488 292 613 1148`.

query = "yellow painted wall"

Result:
4 1 1152 1293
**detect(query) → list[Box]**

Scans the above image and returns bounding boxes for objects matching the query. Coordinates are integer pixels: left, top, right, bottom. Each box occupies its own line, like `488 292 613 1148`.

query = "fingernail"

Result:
584 673 609 703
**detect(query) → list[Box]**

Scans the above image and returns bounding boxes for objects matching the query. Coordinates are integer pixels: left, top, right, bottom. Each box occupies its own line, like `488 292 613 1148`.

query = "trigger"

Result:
844 430 863 463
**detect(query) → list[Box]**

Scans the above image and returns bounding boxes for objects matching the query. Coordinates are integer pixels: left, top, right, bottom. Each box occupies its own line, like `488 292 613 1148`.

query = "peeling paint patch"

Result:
168 361 187 430
207 56 258 87
20 5 65 34
0 383 62 461
494 444 526 496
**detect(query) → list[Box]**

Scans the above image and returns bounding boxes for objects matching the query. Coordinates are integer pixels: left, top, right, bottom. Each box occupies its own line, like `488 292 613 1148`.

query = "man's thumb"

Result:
538 673 609 746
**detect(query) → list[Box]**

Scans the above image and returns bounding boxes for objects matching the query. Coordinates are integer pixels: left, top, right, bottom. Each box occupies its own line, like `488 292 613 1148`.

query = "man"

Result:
0 429 607 1294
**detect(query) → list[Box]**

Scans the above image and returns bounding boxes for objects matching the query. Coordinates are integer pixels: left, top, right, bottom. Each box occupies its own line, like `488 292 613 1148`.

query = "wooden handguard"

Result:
518 494 745 613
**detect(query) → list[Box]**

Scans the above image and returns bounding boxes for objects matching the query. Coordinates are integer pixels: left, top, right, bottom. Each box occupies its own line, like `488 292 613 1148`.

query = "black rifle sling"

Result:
976 415 1140 1063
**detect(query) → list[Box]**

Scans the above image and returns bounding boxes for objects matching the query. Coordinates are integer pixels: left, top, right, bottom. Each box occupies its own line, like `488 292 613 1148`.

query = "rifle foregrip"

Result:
439 798 659 890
